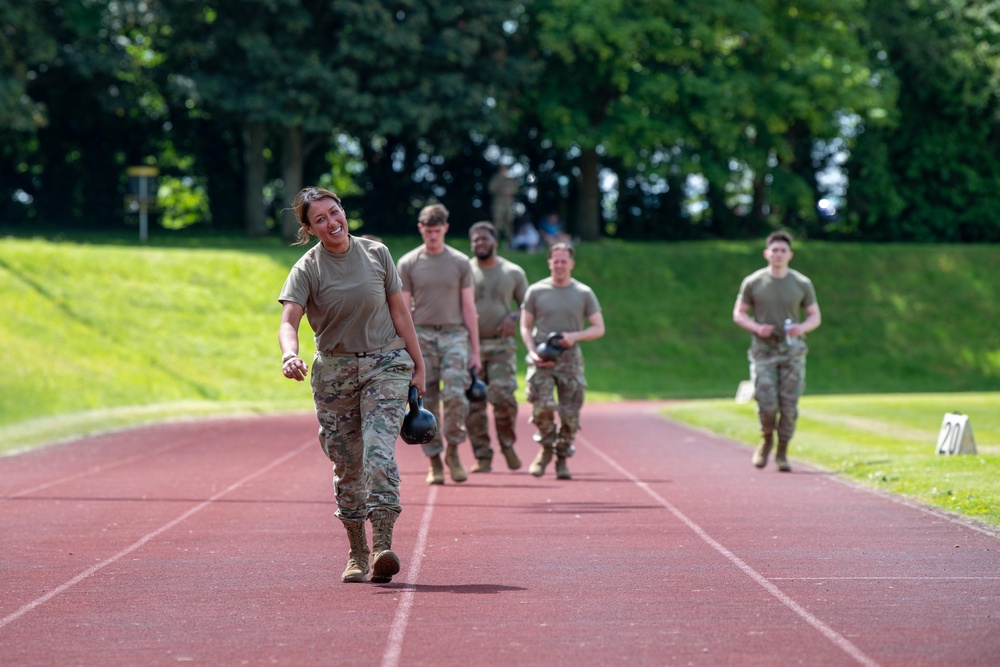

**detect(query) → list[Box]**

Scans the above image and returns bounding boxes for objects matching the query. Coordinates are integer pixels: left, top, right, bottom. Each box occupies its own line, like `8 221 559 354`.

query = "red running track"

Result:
1 403 998 666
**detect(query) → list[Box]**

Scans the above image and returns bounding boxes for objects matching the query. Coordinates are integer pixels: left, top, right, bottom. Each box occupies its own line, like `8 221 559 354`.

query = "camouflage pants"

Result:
416 325 470 456
311 348 414 522
466 338 519 460
749 340 808 443
525 346 586 458
492 200 515 241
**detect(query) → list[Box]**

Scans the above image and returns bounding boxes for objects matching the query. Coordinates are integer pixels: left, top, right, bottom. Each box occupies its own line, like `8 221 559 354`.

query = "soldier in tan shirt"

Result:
520 243 605 480
278 187 425 585
397 203 482 485
733 230 822 472
467 221 529 472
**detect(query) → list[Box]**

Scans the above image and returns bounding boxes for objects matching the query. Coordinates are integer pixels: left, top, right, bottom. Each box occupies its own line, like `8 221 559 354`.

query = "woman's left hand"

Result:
410 367 427 395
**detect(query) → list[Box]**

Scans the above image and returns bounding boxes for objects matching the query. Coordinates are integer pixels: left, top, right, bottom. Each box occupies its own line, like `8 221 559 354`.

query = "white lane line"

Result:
580 435 882 667
0 439 313 631
381 485 438 667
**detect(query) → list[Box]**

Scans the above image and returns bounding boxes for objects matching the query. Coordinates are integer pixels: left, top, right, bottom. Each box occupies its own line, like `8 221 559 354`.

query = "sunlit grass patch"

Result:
661 393 1000 528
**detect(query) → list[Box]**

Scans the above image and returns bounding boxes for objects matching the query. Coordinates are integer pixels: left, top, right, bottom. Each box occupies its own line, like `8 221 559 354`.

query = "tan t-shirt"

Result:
278 236 402 353
470 256 528 339
522 277 601 344
397 245 473 326
738 267 817 340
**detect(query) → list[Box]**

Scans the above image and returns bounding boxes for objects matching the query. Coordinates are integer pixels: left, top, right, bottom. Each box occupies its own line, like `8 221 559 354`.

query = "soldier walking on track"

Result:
733 230 822 472
520 243 605 480
466 222 529 473
397 203 482 485
278 187 425 584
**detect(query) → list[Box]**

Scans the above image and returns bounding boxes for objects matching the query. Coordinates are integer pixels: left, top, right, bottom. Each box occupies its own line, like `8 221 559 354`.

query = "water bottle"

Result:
783 318 794 345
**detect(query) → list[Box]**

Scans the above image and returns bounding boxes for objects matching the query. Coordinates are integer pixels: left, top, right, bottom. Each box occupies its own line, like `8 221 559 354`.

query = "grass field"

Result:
661 393 1000 529
2 229 998 527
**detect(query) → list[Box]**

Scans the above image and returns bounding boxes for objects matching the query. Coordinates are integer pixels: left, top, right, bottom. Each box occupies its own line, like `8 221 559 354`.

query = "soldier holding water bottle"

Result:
733 231 822 472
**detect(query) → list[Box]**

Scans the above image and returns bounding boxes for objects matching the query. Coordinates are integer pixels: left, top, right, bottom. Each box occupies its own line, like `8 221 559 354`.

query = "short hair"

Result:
290 186 342 246
418 203 449 226
548 242 575 259
765 231 793 248
469 221 496 239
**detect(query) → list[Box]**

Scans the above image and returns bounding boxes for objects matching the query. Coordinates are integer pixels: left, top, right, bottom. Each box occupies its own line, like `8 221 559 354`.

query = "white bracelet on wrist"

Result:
281 351 298 364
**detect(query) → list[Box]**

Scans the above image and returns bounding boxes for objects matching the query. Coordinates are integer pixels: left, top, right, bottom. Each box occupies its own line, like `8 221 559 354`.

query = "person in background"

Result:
519 243 605 480
278 186 425 585
538 212 572 247
397 203 482 485
732 230 822 472
488 165 519 244
467 221 529 472
510 214 541 253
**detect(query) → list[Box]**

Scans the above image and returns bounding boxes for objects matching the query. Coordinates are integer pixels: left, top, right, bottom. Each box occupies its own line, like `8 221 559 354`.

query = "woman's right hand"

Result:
283 357 308 382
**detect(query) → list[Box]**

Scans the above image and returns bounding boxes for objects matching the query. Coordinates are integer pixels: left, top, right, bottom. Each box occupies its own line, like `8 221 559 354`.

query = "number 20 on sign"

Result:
935 413 977 456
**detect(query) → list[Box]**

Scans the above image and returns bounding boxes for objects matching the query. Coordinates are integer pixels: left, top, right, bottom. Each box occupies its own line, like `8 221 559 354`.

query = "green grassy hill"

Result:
3 231 1000 451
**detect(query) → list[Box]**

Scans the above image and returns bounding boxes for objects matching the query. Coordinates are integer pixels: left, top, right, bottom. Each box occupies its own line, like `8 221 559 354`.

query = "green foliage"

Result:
843 0 1000 241
662 394 1000 528
520 0 891 237
156 174 212 230
316 137 365 199
0 0 172 228
1 0 999 242
151 0 524 235
0 2 58 131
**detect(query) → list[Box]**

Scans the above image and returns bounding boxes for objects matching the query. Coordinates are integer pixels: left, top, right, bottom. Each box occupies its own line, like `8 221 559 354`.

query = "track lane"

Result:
1 406 997 666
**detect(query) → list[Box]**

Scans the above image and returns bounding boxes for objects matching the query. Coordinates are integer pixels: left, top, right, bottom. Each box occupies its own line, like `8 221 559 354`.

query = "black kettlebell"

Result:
466 368 488 402
535 332 566 362
400 386 437 445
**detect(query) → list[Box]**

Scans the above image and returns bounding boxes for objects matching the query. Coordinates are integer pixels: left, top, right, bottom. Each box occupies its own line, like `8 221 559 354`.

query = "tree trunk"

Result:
576 148 601 241
751 174 769 228
281 126 305 242
243 121 269 237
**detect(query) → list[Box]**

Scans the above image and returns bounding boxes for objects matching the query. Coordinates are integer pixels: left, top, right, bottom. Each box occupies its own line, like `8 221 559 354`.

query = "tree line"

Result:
2 0 999 242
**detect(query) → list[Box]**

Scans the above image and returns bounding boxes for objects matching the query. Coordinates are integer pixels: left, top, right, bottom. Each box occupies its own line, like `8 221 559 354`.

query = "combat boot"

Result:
752 433 773 468
501 446 522 470
426 454 444 485
471 458 492 473
529 448 553 477
775 440 792 472
340 520 370 583
445 445 468 482
753 414 776 468
555 456 571 480
370 510 400 584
